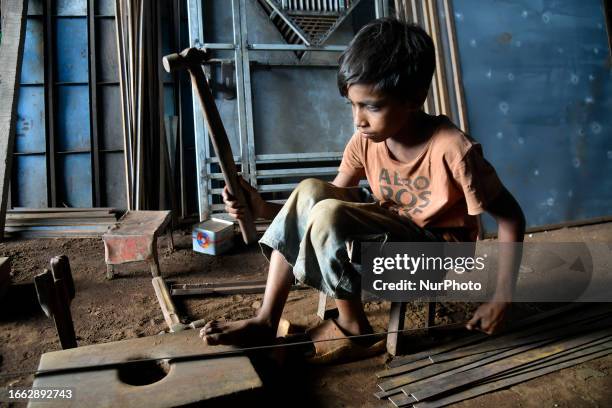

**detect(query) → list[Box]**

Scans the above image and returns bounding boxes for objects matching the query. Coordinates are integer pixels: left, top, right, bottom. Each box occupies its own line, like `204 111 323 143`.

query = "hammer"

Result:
163 48 258 245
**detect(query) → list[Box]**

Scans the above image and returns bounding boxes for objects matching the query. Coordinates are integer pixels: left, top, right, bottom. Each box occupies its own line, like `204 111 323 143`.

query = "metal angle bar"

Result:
380 307 612 380
87 0 101 207
43 0 58 207
412 343 612 408
231 0 251 189
378 312 612 394
205 166 338 180
238 0 258 187
248 43 345 51
264 0 312 46
442 0 469 132
255 152 342 161
427 0 451 117
384 303 586 370
114 0 134 210
407 324 612 402
187 0 211 221
256 166 338 177
483 335 612 381
201 43 236 50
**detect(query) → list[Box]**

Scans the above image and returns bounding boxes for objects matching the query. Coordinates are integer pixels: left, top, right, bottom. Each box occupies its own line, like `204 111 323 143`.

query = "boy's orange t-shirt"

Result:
338 115 504 242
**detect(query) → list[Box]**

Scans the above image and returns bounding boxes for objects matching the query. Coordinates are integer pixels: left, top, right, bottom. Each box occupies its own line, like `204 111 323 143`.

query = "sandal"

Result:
305 319 386 364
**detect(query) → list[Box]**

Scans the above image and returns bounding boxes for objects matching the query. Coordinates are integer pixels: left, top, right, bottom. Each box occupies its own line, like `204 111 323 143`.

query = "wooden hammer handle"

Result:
189 66 258 244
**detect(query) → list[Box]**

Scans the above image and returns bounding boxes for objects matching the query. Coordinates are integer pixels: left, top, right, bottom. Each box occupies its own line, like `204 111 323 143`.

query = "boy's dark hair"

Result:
338 17 435 105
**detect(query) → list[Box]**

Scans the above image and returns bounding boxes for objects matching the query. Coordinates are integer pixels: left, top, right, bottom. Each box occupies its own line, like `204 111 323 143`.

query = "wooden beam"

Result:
0 0 28 240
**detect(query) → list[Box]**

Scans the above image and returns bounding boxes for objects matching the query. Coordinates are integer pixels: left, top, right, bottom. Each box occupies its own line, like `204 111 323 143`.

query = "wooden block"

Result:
387 302 406 356
0 257 11 299
0 0 28 240
29 330 263 408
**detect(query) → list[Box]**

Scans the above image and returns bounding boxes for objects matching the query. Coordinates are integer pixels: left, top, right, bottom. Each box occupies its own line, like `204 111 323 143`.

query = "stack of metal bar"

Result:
375 304 612 407
114 0 173 211
395 0 468 132
4 208 119 238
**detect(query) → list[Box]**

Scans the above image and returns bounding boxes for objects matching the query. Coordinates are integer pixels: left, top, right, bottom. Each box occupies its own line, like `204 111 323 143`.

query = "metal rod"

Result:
442 0 469 132
0 321 468 379
43 0 58 207
87 0 101 207
187 0 210 220
248 43 345 51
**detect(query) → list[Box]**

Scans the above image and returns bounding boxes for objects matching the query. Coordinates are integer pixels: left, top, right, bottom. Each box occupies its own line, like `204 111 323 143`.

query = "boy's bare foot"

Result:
334 316 378 346
199 317 276 346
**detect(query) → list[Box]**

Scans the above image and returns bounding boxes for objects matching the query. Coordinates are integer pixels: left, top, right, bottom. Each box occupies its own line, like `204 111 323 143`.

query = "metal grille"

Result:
278 0 351 12
259 0 359 58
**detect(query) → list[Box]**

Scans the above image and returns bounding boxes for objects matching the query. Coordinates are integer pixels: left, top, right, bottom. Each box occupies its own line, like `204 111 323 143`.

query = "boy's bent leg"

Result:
296 200 437 339
295 199 432 299
259 178 366 267
200 249 294 346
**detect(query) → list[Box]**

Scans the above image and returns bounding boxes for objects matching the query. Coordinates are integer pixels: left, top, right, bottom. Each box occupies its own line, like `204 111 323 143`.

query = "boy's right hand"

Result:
222 177 266 220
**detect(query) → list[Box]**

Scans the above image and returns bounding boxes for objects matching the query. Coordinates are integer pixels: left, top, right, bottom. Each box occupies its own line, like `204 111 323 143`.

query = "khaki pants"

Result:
259 178 444 299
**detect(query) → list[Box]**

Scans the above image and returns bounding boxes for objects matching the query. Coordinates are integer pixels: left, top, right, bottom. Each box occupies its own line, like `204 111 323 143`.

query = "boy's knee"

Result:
292 178 334 212
295 178 329 197
308 199 349 238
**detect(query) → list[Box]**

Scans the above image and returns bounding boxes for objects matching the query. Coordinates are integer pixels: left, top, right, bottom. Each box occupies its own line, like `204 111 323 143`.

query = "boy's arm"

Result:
466 186 526 334
332 171 363 188
224 170 363 221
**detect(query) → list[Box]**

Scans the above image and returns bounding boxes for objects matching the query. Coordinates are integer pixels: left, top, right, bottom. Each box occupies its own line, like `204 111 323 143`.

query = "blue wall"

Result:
453 0 611 229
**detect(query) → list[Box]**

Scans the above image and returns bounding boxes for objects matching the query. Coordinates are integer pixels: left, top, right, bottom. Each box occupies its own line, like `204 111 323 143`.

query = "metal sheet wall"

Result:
452 0 612 229
13 0 177 210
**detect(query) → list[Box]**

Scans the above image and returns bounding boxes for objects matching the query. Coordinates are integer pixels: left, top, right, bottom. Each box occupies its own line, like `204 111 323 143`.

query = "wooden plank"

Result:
413 342 612 408
152 276 183 332
30 330 263 408
0 0 28 240
406 324 612 402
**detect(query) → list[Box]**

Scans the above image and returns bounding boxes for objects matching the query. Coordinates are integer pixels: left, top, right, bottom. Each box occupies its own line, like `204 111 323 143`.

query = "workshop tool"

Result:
34 256 77 349
162 48 258 245
102 210 173 279
27 330 263 408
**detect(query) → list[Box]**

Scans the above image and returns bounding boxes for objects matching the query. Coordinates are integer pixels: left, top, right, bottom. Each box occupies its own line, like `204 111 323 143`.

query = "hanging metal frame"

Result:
187 0 387 219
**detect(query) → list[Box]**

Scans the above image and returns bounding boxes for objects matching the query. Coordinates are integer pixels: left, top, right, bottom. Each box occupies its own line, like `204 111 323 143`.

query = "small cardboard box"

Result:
192 219 235 255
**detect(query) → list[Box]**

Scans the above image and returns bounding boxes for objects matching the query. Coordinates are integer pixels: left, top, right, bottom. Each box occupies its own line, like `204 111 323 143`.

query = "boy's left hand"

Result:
466 301 510 334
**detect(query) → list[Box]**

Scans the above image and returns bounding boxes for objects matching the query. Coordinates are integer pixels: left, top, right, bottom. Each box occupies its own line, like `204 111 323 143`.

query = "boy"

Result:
200 18 525 358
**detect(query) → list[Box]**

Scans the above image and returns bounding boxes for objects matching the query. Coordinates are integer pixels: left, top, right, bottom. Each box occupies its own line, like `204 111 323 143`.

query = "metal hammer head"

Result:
162 47 210 73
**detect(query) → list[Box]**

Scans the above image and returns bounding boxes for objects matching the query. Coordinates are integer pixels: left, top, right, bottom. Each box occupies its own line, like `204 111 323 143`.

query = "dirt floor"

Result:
1 223 611 407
